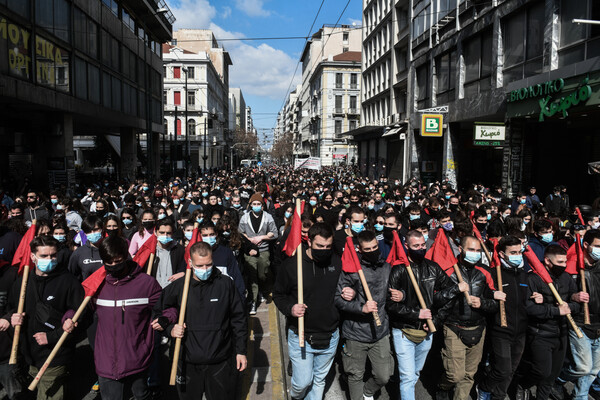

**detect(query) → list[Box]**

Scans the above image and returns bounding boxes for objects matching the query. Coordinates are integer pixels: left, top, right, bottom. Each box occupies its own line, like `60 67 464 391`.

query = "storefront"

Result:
506 67 600 204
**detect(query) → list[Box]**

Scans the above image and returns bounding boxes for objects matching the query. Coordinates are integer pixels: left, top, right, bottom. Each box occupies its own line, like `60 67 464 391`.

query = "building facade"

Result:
0 0 173 188
162 30 231 173
229 87 247 132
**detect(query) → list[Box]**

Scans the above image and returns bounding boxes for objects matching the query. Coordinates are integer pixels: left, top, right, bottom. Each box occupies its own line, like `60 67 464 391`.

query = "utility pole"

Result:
203 112 208 173
183 67 189 179
173 106 177 177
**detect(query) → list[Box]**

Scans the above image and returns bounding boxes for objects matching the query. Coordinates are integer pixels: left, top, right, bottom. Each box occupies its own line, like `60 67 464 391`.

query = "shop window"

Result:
436 50 456 104
558 0 600 67
502 2 544 85
35 35 70 92
464 30 492 98
416 64 430 109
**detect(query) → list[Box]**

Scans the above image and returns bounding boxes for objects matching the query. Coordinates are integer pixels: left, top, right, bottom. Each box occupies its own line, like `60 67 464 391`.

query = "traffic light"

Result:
257 152 262 161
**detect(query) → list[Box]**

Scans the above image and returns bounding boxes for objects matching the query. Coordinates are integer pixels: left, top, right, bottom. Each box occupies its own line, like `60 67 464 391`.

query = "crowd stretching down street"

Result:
0 166 599 400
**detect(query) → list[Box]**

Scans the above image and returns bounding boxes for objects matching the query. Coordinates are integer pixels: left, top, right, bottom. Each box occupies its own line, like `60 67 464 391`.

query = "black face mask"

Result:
312 248 333 265
107 229 119 237
361 249 381 265
449 204 459 212
383 227 396 242
192 196 200 203
475 222 487 232
550 265 566 276
350 201 359 207
142 221 155 230
408 248 426 263
323 200 332 207
96 210 106 218
105 261 129 278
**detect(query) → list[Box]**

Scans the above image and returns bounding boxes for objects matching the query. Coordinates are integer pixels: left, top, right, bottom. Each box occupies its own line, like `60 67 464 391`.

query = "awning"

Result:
382 127 401 137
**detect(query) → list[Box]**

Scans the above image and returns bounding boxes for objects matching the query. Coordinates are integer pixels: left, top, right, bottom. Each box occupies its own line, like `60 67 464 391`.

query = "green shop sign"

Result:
506 74 596 121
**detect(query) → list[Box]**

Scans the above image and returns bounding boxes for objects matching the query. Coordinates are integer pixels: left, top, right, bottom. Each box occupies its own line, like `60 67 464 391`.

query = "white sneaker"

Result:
363 395 374 400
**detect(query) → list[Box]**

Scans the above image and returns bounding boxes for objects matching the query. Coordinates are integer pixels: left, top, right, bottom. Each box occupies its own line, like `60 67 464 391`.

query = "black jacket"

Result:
68 242 103 281
386 258 460 331
445 262 498 327
574 260 600 338
149 242 186 277
273 248 342 334
7 266 85 367
159 268 247 365
526 270 579 337
490 264 529 337
0 266 18 363
335 258 391 343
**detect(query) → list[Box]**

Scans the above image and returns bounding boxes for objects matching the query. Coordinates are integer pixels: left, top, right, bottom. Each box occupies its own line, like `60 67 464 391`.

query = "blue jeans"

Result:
560 330 600 400
392 328 433 400
288 328 339 400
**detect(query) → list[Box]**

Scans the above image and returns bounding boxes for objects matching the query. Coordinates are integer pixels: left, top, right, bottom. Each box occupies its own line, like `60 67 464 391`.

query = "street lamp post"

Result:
182 66 190 179
203 113 208 173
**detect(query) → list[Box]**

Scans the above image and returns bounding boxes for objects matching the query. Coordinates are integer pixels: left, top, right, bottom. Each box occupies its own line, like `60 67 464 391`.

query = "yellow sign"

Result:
0 17 31 79
421 114 443 137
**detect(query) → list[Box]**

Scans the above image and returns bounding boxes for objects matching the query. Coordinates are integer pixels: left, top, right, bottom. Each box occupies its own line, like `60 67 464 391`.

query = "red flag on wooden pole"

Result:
425 228 458 274
283 201 305 257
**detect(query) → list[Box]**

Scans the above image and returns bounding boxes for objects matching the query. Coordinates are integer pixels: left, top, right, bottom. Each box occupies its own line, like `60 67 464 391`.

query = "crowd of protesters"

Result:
0 165 598 400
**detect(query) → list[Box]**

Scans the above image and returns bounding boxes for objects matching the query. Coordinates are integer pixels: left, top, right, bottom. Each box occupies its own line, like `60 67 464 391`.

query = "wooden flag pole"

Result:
356 269 381 326
169 267 193 385
548 282 583 338
580 269 591 325
29 296 92 390
478 238 507 327
146 252 155 275
452 264 472 306
295 199 305 347
9 264 30 365
405 265 436 333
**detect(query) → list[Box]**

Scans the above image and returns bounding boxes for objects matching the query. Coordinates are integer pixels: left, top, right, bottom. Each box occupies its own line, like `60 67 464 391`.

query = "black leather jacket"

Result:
386 258 460 331
574 260 600 338
445 262 498 327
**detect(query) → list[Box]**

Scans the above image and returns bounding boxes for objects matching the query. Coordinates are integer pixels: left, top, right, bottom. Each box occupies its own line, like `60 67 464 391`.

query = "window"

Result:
187 66 195 79
176 119 182 136
416 64 430 109
349 96 357 113
102 0 118 16
343 32 349 43
111 76 121 111
36 0 71 42
464 30 493 98
436 50 457 104
335 95 343 113
188 119 196 135
74 57 87 100
502 3 544 84
174 91 181 105
102 72 111 108
163 90 167 104
558 0 600 67
335 120 342 135
412 5 430 38
349 120 357 131
88 64 100 104
343 47 349 53
173 66 181 79
121 7 135 32
350 73 358 88
336 73 343 88
187 90 195 106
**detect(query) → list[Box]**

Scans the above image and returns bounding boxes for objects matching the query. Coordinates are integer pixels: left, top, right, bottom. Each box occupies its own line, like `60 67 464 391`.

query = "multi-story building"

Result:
246 106 254 134
295 25 361 166
276 84 301 145
0 0 174 188
162 30 231 173
229 88 247 132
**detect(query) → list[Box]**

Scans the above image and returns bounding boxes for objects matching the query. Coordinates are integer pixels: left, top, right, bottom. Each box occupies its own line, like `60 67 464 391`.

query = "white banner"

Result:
294 157 322 170
474 124 506 141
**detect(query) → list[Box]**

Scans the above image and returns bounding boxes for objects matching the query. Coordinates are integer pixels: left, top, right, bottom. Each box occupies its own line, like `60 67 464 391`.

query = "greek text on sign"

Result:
421 114 443 137
294 157 322 170
475 125 505 141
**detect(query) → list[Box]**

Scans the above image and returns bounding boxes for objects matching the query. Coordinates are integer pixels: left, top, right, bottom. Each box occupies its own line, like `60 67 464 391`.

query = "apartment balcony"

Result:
333 108 345 115
350 83 358 89
347 108 359 115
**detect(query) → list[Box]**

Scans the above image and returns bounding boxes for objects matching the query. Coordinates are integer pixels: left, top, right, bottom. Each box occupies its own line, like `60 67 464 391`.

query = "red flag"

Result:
386 231 410 266
12 222 37 275
524 246 553 284
566 234 585 275
133 235 158 268
81 266 107 297
341 237 361 273
576 208 585 225
425 228 458 274
283 201 305 257
475 266 496 291
184 228 200 266
489 238 501 269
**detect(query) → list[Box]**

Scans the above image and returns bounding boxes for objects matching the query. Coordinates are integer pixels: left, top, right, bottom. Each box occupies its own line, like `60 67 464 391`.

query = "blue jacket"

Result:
528 236 558 267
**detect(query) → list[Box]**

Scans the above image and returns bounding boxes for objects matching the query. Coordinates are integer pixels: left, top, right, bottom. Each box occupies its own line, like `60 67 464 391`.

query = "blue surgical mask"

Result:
51 199 58 205
122 218 132 225
56 204 64 210
372 223 383 232
157 236 173 244
196 217 204 224
464 251 482 264
142 187 149 191
520 199 526 204
202 236 217 246
202 192 208 197
158 213 166 220
252 206 262 213
404 196 411 201
423 233 429 242
351 223 365 234
194 267 212 281
367 204 374 210
36 258 57 273
487 214 491 220
590 247 600 261
233 203 241 208
507 254 523 267
442 222 454 231
409 214 420 221
285 211 292 219
540 233 553 244
309 200 317 207
173 199 180 206
225 196 231 201
53 235 66 243
184 231 193 241
445 195 451 200
87 232 102 244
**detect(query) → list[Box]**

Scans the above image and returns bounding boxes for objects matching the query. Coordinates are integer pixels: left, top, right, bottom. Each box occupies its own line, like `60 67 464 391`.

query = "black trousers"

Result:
177 359 236 400
517 334 568 400
480 333 526 400
98 371 150 400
